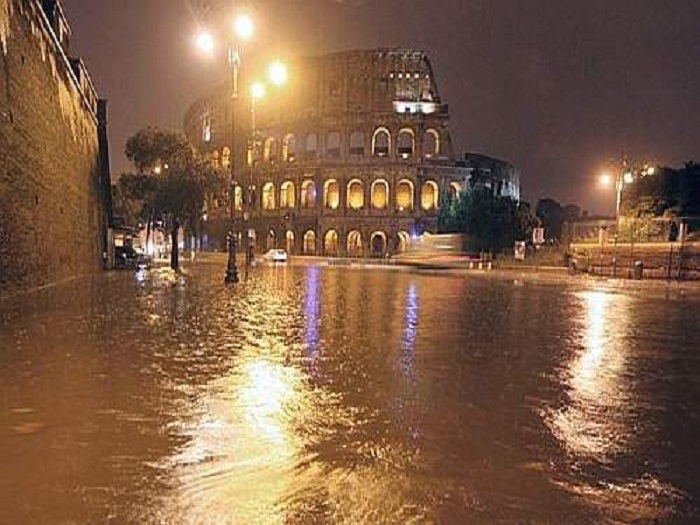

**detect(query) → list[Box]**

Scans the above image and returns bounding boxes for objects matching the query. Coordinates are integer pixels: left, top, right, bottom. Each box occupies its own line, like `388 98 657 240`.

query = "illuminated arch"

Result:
372 127 391 157
448 181 462 199
266 229 276 250
370 231 387 258
262 182 276 210
263 137 278 162
282 134 297 162
211 150 220 168
221 147 231 168
280 181 296 209
371 179 389 210
303 230 316 255
347 230 363 258
397 128 415 157
234 185 243 212
397 231 411 254
285 230 295 254
347 179 365 210
421 180 439 211
395 179 414 211
324 230 339 256
301 180 316 209
424 129 441 158
324 179 340 210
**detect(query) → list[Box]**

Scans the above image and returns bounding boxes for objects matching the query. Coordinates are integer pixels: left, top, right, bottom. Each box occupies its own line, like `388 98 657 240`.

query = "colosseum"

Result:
184 48 519 257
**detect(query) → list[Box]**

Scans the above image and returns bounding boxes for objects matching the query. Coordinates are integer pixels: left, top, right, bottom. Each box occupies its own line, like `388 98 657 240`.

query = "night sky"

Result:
63 0 700 214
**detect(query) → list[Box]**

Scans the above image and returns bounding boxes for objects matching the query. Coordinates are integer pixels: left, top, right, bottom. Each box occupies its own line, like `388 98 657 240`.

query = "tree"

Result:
535 198 566 240
120 128 208 270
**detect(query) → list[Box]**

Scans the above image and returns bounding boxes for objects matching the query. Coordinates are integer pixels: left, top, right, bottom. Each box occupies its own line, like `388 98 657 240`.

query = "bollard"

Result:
633 260 643 280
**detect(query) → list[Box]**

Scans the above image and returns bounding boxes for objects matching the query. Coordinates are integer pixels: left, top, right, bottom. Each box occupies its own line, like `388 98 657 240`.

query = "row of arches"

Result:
260 229 413 258
256 127 443 163
257 178 455 212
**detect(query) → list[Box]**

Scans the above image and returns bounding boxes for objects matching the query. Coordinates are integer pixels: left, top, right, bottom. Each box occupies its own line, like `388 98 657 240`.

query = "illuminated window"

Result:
424 129 440 158
349 131 365 157
263 137 278 162
347 230 363 258
397 129 414 158
347 179 364 210
396 179 414 211
202 114 212 142
211 150 220 168
266 229 276 250
371 179 389 210
285 230 295 254
421 181 439 211
449 182 462 199
372 128 391 157
282 134 296 162
222 147 231 168
301 180 316 209
324 179 340 210
303 230 316 255
280 181 296 209
326 131 341 158
324 230 339 256
262 182 276 210
234 186 243 211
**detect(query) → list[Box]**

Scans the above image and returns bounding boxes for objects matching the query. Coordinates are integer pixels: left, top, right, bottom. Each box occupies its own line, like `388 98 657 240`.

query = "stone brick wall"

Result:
0 0 107 292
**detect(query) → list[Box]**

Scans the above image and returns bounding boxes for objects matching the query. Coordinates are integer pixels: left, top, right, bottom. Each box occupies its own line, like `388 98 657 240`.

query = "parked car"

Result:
114 246 152 270
262 249 288 263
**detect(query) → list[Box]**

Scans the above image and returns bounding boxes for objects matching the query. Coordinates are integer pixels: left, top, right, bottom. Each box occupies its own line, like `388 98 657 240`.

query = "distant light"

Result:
234 14 254 40
251 82 266 100
623 171 634 184
154 165 162 175
646 166 656 176
269 61 288 87
196 31 215 55
600 172 612 186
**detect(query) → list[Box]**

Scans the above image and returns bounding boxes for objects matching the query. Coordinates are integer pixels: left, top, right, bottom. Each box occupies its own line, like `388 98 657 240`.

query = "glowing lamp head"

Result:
623 171 634 184
600 172 613 187
234 14 254 40
646 166 656 176
269 61 288 87
251 82 266 101
196 31 215 55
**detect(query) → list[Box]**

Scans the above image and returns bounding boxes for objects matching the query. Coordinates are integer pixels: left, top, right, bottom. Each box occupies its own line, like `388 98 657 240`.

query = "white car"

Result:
262 249 288 263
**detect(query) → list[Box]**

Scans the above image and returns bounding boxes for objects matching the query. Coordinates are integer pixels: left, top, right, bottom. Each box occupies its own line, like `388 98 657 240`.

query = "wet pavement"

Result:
1 262 699 524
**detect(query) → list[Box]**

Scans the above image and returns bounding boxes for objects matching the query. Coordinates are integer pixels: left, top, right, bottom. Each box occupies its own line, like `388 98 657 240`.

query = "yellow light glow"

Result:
234 14 254 40
623 171 634 184
646 166 656 176
269 61 288 87
196 31 215 55
600 172 613 186
251 82 266 101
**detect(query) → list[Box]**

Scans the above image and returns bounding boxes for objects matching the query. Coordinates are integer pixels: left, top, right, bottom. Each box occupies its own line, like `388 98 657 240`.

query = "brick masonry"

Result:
0 0 108 292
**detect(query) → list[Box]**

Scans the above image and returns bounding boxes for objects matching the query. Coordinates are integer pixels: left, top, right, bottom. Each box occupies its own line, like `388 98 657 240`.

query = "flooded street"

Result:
1 262 699 524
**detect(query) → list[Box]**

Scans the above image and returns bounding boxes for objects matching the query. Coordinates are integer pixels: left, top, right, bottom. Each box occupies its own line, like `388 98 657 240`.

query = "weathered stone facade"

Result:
0 0 109 290
184 49 475 257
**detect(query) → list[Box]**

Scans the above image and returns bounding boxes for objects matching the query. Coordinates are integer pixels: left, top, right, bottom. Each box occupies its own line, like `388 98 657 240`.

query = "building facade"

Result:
465 153 521 202
0 0 111 289
184 49 517 257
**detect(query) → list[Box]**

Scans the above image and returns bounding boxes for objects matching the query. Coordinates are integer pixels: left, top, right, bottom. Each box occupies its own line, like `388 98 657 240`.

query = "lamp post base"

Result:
225 235 239 284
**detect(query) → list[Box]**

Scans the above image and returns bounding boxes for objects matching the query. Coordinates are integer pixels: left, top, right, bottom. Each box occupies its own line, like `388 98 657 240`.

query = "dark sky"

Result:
63 0 700 214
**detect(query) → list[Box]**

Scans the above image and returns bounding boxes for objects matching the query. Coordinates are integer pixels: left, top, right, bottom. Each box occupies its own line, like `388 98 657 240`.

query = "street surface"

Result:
1 262 699 524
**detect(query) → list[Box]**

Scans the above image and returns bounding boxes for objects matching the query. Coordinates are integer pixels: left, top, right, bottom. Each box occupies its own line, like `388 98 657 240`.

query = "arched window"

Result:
211 150 220 168
324 179 340 210
306 133 318 158
371 232 387 258
372 127 391 157
397 129 415 158
421 181 439 211
285 230 295 254
303 230 316 255
424 129 440 158
396 179 414 211
448 182 462 199
326 131 341 158
324 230 339 256
263 137 278 162
347 179 364 210
234 186 243 212
262 182 276 210
301 180 316 209
280 181 296 209
347 230 363 258
371 179 389 210
349 131 365 157
282 134 297 162
222 147 231 168
397 231 411 254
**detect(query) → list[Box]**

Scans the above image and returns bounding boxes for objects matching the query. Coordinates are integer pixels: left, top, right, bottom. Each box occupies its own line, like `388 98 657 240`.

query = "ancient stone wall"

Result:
0 0 107 291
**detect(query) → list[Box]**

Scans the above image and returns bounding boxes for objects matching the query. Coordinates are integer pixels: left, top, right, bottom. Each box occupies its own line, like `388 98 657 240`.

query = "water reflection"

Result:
402 283 419 379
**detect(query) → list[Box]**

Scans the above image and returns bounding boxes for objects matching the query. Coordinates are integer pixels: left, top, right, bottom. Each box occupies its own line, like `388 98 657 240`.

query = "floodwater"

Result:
1 262 699 524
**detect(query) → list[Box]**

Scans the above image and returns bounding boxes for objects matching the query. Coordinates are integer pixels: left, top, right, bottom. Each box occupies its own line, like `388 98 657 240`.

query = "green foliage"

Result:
622 162 700 218
439 189 537 253
535 198 581 240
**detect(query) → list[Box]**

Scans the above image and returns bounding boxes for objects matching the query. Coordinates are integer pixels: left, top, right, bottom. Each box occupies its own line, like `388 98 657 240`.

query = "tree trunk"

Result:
145 211 153 256
171 220 180 270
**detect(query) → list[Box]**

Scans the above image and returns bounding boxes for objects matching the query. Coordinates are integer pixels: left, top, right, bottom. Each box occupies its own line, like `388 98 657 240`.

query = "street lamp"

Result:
196 12 256 285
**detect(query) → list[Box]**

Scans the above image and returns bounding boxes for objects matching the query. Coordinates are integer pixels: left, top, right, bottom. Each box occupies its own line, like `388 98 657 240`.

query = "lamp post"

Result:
197 12 254 284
